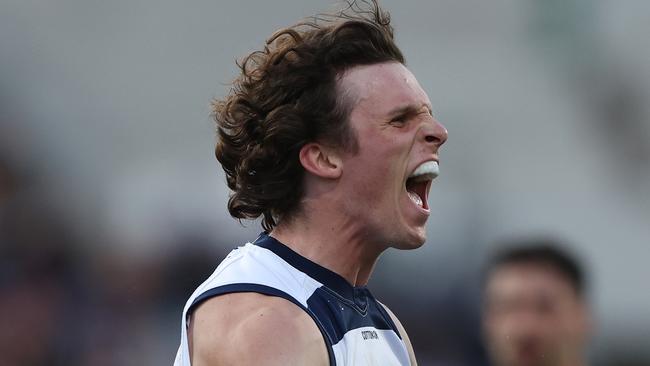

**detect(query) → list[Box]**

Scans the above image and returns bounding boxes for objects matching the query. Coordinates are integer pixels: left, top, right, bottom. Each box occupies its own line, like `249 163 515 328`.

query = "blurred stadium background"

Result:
1 0 649 365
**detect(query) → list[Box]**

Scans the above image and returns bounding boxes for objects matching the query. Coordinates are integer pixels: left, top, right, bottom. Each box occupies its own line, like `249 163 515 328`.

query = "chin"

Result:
392 229 427 250
400 241 426 250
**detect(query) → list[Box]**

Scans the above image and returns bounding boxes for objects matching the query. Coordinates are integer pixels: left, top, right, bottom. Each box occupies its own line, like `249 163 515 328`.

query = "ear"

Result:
299 142 342 179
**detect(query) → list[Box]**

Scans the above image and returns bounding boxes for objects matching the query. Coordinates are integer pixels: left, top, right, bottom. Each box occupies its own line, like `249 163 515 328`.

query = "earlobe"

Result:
299 143 342 179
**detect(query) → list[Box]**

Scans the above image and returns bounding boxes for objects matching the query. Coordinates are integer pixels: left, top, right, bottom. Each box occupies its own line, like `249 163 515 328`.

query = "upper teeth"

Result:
409 161 439 180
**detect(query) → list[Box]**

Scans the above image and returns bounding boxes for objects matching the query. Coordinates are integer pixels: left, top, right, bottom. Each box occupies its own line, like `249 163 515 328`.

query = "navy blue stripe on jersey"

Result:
307 287 402 343
375 298 402 339
254 233 402 343
186 283 336 366
254 233 355 300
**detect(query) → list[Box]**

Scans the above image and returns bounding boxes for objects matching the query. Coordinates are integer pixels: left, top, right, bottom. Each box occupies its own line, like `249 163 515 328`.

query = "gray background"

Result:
1 0 649 365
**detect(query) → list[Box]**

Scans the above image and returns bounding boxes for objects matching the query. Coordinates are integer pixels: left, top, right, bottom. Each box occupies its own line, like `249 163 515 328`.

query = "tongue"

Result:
406 178 428 209
407 190 423 207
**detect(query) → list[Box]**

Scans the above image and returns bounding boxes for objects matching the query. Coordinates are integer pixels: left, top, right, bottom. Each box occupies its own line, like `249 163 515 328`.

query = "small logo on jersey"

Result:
361 330 378 340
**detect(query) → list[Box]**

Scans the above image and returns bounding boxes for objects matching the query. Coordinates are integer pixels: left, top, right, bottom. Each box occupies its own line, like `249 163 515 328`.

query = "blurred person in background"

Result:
174 0 447 365
482 240 592 366
0 156 79 366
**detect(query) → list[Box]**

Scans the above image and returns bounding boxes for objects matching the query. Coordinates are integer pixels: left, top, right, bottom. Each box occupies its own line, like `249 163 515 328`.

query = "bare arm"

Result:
381 303 418 366
189 292 329 366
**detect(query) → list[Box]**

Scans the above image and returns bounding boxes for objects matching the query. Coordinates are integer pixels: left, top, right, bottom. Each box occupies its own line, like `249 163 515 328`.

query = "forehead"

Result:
338 62 431 115
486 263 580 302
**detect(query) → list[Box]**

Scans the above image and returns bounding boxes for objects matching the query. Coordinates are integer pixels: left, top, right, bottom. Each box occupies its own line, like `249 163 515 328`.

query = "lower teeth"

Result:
407 191 422 207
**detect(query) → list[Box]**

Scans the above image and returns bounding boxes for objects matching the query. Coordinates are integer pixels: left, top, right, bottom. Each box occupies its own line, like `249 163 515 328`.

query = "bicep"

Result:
190 293 328 366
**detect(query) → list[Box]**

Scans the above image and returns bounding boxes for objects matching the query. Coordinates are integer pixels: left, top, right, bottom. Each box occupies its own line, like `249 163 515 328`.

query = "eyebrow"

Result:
386 103 433 119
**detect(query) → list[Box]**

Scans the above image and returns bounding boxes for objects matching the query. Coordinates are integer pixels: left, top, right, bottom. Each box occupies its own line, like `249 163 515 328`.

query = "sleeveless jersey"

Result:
173 233 411 366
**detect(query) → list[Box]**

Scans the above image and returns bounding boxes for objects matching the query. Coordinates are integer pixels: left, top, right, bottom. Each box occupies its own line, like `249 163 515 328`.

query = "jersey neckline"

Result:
253 232 370 304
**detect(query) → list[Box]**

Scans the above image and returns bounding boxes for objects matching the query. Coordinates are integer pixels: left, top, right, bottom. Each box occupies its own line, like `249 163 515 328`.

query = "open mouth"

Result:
405 161 438 210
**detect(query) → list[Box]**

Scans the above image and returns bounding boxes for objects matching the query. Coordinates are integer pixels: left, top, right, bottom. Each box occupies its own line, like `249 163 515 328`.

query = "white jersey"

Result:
173 233 411 366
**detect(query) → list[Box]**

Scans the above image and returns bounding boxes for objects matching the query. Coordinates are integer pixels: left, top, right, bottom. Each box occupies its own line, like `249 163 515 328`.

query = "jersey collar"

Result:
254 232 365 301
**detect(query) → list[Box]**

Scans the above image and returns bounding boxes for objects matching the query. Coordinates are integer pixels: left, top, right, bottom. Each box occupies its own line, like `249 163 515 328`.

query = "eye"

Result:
389 114 408 126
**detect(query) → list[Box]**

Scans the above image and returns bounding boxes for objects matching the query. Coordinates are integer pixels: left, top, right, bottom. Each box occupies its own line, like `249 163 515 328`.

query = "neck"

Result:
270 207 384 286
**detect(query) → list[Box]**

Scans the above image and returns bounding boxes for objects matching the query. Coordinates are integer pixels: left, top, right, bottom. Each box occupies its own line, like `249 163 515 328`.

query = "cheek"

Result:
345 138 410 207
348 151 401 190
556 312 585 337
485 314 513 338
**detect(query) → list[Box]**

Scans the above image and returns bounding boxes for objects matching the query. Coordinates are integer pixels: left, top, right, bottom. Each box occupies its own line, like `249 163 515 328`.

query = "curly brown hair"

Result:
214 0 405 231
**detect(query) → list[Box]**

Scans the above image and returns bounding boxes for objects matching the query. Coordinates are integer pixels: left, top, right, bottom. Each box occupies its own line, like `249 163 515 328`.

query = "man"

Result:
174 1 447 365
482 240 592 366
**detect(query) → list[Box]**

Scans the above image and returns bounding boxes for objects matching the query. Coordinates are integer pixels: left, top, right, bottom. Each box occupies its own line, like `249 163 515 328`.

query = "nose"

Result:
424 117 448 148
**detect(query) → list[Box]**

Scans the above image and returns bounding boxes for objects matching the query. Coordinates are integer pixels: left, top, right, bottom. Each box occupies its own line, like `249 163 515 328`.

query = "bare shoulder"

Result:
189 292 329 366
380 302 418 366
